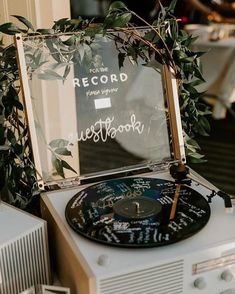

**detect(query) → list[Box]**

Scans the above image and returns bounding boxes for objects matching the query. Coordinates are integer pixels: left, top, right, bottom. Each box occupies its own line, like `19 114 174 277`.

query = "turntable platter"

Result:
65 177 210 248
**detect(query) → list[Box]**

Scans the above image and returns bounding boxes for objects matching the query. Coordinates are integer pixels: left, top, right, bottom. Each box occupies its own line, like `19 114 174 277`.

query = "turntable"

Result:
16 30 235 294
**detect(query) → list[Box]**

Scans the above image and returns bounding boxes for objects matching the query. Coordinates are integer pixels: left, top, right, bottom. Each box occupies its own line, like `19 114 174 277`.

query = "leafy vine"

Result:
0 0 210 210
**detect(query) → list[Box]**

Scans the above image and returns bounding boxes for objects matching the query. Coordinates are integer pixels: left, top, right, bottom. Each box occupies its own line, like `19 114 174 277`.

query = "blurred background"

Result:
70 0 235 196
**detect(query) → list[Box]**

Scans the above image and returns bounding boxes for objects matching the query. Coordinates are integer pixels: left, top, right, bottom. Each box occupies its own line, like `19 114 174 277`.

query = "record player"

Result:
15 30 235 294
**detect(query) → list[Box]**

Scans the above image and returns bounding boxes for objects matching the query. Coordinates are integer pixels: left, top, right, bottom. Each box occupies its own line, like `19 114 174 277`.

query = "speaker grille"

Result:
0 225 50 294
99 260 184 294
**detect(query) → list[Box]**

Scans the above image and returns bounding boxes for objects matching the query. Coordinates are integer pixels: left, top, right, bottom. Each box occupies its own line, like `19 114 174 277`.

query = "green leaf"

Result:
144 31 156 42
118 52 126 68
104 12 131 29
12 99 24 111
84 25 103 37
103 16 115 30
199 116 211 133
187 152 205 159
127 46 138 63
62 35 76 46
195 51 205 58
14 143 23 157
36 28 54 34
61 160 77 174
186 144 197 153
181 56 195 63
7 129 16 146
53 18 69 28
109 1 127 11
183 83 200 95
116 12 132 27
187 138 201 150
188 155 207 164
168 0 178 12
12 15 34 31
196 123 209 136
84 43 92 62
189 79 205 87
54 148 71 156
63 65 71 80
37 69 64 80
158 1 166 20
69 19 83 30
49 139 69 149
32 49 46 68
45 38 68 63
76 44 85 62
48 62 68 71
18 128 28 141
0 22 23 35
52 155 64 178
194 67 206 82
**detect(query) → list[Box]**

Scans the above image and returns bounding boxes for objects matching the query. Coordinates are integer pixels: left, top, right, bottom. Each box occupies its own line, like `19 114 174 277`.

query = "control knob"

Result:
221 270 234 282
194 277 206 289
97 254 110 266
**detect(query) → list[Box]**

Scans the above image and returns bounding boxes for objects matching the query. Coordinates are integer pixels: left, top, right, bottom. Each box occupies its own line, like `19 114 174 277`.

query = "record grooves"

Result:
65 177 211 248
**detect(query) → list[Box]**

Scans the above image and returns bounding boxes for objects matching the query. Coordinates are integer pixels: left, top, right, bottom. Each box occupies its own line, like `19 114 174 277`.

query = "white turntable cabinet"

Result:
15 30 235 294
41 173 235 294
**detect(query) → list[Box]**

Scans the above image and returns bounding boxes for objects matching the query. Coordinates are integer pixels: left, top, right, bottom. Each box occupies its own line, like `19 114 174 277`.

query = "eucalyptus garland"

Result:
0 0 210 210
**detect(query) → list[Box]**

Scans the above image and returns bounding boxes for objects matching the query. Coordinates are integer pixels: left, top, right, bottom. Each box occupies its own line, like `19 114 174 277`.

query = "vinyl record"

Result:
65 177 211 248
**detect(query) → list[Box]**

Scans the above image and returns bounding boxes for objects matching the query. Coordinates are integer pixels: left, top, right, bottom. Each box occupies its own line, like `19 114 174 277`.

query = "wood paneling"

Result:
0 0 70 29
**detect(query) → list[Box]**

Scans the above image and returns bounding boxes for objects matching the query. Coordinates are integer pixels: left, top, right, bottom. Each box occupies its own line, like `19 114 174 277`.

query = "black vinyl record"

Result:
65 177 211 248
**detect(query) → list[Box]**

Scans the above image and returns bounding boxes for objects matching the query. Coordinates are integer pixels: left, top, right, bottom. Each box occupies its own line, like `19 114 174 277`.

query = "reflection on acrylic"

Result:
21 33 172 181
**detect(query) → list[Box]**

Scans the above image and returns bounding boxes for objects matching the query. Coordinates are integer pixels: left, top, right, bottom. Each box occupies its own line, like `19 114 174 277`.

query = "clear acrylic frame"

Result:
15 30 185 189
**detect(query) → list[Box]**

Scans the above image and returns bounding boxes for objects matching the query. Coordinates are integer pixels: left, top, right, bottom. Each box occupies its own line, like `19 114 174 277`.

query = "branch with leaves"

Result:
0 0 210 210
103 1 211 162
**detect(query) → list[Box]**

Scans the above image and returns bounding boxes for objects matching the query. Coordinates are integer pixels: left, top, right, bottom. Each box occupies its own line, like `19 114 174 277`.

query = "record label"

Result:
65 177 211 248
